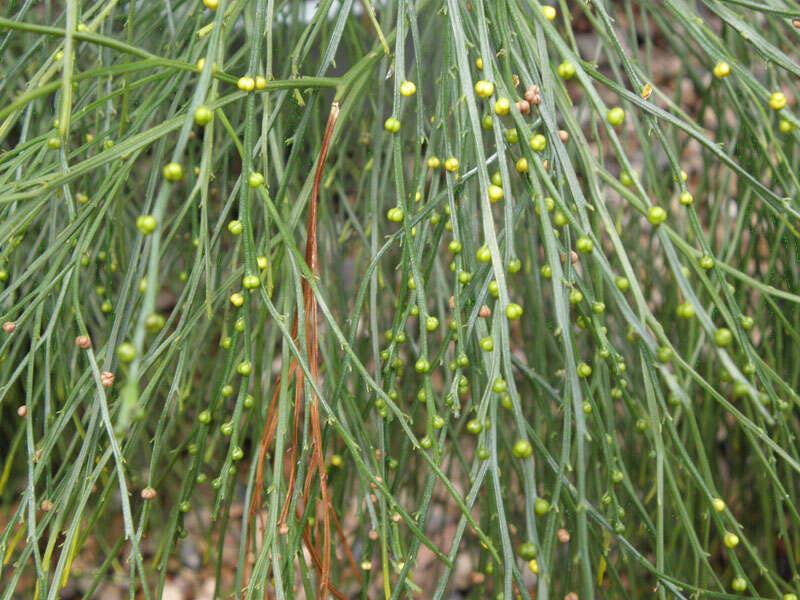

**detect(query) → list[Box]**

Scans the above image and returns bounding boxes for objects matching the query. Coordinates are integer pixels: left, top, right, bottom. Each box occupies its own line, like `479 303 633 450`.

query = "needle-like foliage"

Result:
1 1 799 599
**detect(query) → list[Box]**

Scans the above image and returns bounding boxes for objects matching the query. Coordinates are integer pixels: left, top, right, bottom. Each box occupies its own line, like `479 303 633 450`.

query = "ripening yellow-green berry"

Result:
384 117 401 133
163 162 184 182
47 136 61 149
248 172 264 187
257 256 268 269
488 185 504 203
505 303 523 320
647 206 667 226
230 293 244 307
680 191 693 205
386 207 404 222
475 57 483 70
194 105 213 125
607 107 625 127
557 61 576 80
723 532 739 549
713 61 730 78
427 156 440 169
444 157 459 172
779 119 795 133
712 498 726 512
529 134 547 152
136 215 157 235
196 58 217 73
770 91 787 110
255 75 267 89
542 5 556 21
400 80 416 97
203 0 218 9
494 97 511 115
237 76 255 92
474 80 494 98
516 158 528 173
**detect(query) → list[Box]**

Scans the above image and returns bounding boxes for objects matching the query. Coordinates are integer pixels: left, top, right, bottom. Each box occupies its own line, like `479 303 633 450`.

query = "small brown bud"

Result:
478 305 491 318
17 405 27 417
448 295 455 310
558 130 569 142
75 335 91 349
557 528 571 543
516 100 531 116
34 449 42 462
368 530 379 540
3 321 16 333
524 85 540 105
392 513 402 523
141 487 157 500
512 74 519 88
471 572 486 585
100 371 115 387
565 594 578 600
793 16 800 29
40 500 54 512
279 524 289 535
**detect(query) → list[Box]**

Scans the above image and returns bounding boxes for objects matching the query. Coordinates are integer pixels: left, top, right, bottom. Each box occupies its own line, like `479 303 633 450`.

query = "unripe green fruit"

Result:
117 342 136 363
194 106 213 125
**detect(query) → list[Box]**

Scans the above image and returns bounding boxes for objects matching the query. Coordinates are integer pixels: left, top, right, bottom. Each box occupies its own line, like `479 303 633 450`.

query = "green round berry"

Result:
480 336 494 352
656 346 673 363
194 105 213 125
699 255 714 270
228 220 244 235
615 277 630 292
163 162 183 182
425 316 439 331
512 439 533 458
577 362 592 378
415 358 431 373
606 107 625 126
117 342 136 363
519 541 538 559
136 215 157 235
248 172 264 187
448 240 462 253
505 303 523 320
647 206 667 226
466 419 482 434
198 409 212 424
508 258 521 273
576 237 593 253
557 61 576 79
145 313 165 333
384 117 401 133
221 422 234 436
529 134 547 152
243 274 260 289
231 446 244 461
534 498 550 515
237 361 252 375
714 328 733 347
476 246 492 263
